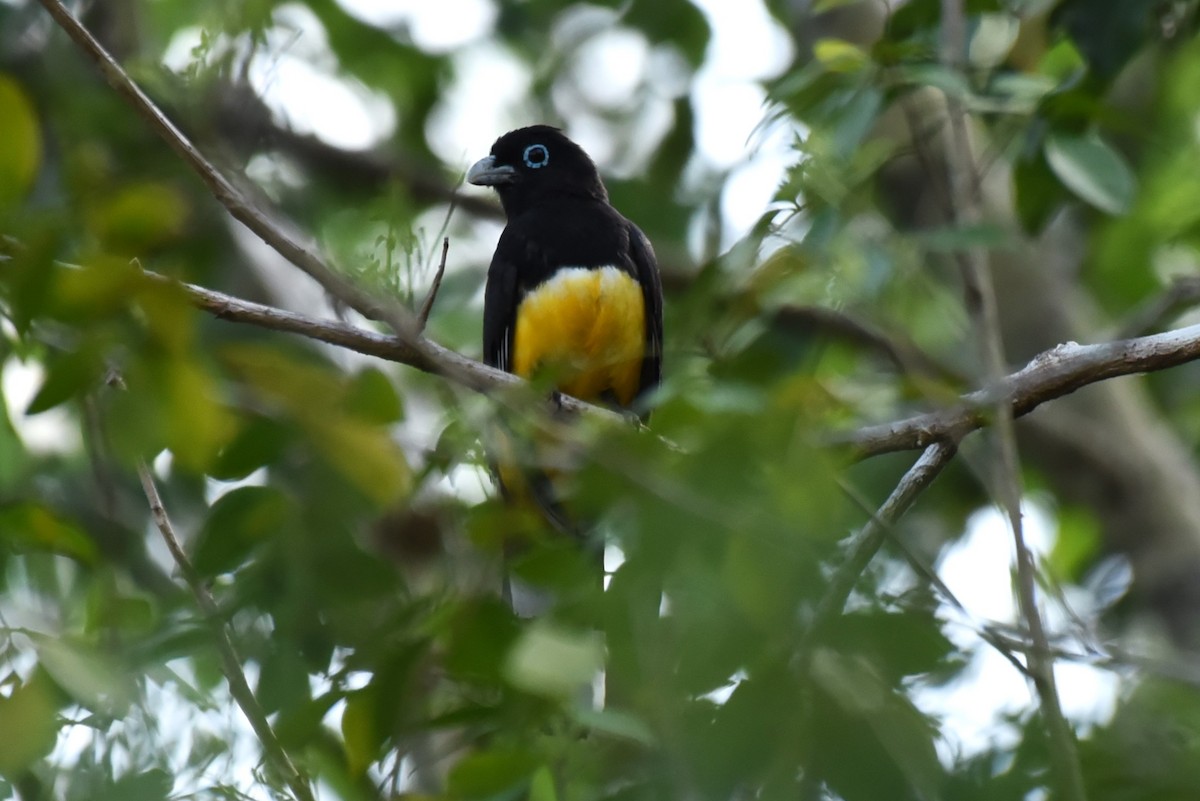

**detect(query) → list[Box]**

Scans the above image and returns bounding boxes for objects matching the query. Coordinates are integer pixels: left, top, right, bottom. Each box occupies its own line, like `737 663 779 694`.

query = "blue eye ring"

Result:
523 143 550 169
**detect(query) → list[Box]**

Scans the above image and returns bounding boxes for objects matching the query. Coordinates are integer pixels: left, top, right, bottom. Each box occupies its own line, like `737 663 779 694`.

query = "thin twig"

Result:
836 473 1031 677
794 441 956 801
82 396 118 520
938 1 1085 796
772 304 962 382
133 459 316 801
417 237 449 332
1117 275 1200 339
799 441 958 662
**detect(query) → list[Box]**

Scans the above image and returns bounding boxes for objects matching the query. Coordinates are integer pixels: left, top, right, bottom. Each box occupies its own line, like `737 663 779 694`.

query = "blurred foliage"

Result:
2 0 1200 800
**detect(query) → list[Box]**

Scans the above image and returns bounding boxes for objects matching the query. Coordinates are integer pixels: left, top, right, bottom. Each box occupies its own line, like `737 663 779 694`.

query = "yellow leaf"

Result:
88 182 188 253
0 675 60 776
341 688 382 778
813 38 870 73
0 74 41 206
165 360 236 473
309 417 411 506
223 345 411 503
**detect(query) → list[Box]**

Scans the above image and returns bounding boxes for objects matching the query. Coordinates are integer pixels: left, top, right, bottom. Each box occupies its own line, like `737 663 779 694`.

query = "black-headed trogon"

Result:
468 125 663 530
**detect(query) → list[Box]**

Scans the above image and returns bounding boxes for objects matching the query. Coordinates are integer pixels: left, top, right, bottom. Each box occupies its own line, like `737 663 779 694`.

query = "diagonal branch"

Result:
37 0 413 337
798 441 958 663
38 0 617 427
840 324 1200 456
133 455 315 801
146 270 622 421
417 237 450 332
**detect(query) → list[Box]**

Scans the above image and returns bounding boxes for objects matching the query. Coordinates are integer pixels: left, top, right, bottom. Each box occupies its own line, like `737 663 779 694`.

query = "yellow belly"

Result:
512 266 645 407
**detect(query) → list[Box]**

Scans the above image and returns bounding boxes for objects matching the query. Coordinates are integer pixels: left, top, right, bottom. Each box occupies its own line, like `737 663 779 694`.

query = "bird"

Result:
468 125 663 532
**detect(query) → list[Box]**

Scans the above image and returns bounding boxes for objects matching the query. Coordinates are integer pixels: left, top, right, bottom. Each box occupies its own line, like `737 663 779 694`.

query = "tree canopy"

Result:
3 1 1200 800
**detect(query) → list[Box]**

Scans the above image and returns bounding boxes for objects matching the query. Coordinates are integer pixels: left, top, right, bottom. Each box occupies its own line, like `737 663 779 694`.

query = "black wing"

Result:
628 221 663 409
482 247 519 372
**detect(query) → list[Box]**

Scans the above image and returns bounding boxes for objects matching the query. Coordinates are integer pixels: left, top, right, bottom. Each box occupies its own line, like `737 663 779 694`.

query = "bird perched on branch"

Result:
468 125 663 532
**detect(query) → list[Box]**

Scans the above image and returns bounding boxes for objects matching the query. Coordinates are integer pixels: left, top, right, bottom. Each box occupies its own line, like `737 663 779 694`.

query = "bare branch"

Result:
417 237 449 333
840 324 1200 456
837 473 1032 678
144 270 623 422
132 457 315 801
799 441 957 661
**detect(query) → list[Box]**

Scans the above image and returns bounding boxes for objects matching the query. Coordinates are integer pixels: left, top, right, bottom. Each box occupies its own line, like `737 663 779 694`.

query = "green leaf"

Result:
341 687 385 778
1038 37 1086 82
25 346 104 415
968 13 1019 69
819 611 955 682
978 73 1057 114
869 700 944 801
36 636 135 716
86 588 157 637
344 367 404 423
223 345 411 504
96 769 173 801
528 766 557 801
0 74 41 207
1049 505 1101 582
163 359 236 473
0 379 28 493
87 182 189 254
50 258 142 321
911 223 1009 252
256 645 312 717
0 502 98 564
308 416 411 506
813 38 870 73
193 486 290 577
0 673 61 777
829 86 884 159
893 64 972 98
811 649 886 716
509 539 600 598
503 622 603 700
209 415 293 480
445 598 521 684
1015 148 1069 233
571 707 656 745
275 691 346 750
811 649 942 800
447 749 539 800
1045 132 1137 214
813 0 863 11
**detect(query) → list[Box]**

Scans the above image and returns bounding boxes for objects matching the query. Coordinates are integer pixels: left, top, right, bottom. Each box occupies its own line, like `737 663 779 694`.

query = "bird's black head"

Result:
467 125 608 218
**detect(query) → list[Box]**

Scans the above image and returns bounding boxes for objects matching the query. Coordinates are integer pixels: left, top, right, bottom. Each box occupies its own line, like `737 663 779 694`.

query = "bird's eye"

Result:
523 144 550 169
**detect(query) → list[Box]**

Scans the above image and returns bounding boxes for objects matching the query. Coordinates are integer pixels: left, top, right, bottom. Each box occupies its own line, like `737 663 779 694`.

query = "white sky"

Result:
4 0 1128 794
918 502 1120 760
